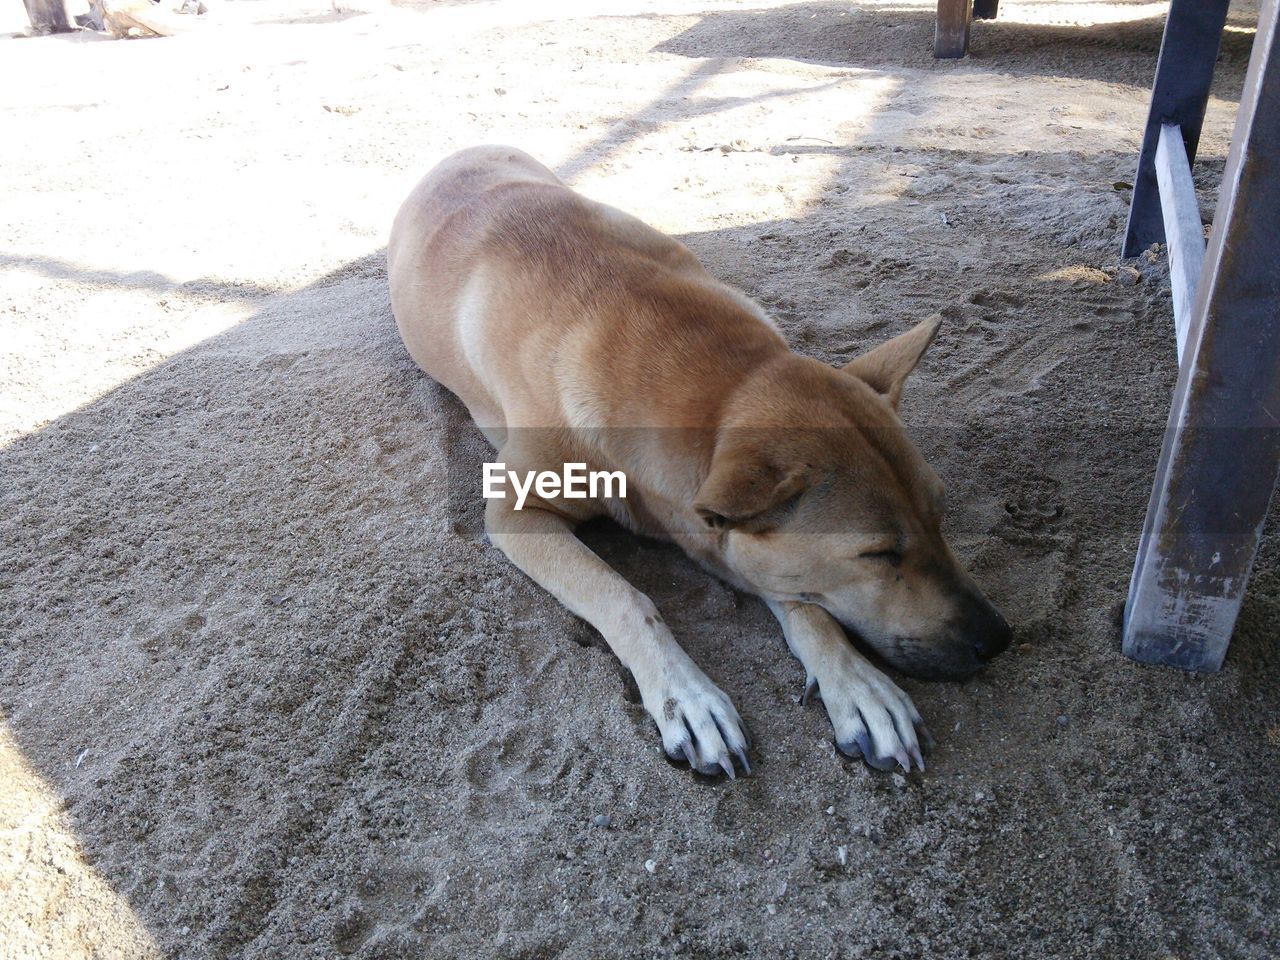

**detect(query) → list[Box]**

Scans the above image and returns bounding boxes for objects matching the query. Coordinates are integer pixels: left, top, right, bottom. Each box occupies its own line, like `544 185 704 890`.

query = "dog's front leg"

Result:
768 600 929 772
487 496 750 777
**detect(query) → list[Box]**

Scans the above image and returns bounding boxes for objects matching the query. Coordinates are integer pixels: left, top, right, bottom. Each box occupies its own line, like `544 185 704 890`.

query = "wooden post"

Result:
1122 0 1230 257
934 0 974 60
1124 0 1280 671
973 0 998 20
23 0 72 33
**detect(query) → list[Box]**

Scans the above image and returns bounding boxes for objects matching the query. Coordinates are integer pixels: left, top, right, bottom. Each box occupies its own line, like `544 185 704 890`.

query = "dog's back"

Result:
387 146 783 438
388 147 562 429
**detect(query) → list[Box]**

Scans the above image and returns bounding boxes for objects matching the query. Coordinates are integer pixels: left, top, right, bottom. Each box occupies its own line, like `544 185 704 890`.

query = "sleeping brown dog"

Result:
388 146 1010 778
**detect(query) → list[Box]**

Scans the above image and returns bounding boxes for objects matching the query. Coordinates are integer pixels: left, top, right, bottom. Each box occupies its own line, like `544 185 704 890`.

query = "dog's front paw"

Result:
806 652 931 773
638 657 750 779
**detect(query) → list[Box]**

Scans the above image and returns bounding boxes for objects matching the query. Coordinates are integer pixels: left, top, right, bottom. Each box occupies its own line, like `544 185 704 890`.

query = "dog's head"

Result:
694 315 1011 681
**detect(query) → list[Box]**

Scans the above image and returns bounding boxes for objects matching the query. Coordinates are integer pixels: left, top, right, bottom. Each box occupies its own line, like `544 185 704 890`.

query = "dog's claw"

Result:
837 731 899 771
915 723 936 753
894 749 911 773
857 716 900 772
800 675 818 707
908 743 925 771
680 740 698 768
733 746 752 775
718 755 736 780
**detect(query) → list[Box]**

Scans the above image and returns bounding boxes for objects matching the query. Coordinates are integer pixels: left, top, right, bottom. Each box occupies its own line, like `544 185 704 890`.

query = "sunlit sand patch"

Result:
0 724 162 959
564 70 903 235
0 271 256 446
1038 264 1114 283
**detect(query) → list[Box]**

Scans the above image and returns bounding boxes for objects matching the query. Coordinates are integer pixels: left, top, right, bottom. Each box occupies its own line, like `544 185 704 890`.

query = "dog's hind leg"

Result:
768 600 929 773
486 494 751 778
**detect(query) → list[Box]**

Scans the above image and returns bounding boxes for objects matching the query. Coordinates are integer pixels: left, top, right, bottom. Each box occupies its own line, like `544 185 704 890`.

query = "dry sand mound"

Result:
1 1 1276 958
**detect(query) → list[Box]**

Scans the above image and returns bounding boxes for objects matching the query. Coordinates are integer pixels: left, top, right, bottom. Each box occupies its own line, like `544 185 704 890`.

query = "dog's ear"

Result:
842 314 942 408
694 438 812 530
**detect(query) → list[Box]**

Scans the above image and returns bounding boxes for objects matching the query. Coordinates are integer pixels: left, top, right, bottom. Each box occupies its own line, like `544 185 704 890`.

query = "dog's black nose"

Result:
971 602 1012 661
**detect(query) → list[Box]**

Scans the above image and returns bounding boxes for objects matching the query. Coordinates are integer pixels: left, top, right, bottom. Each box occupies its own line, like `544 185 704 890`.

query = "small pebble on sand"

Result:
1056 715 1070 728
1116 265 1143 286
644 859 656 874
825 805 835 815
591 814 611 828
837 845 848 866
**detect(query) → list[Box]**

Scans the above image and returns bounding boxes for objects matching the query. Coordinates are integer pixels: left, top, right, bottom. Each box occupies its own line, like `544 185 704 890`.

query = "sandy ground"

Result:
1 0 1277 957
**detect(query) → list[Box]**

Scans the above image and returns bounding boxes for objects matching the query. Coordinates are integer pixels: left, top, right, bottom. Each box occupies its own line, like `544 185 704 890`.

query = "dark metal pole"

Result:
1121 0 1231 258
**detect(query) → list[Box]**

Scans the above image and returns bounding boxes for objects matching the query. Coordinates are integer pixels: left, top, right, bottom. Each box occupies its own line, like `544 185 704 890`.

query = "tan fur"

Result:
389 146 1010 776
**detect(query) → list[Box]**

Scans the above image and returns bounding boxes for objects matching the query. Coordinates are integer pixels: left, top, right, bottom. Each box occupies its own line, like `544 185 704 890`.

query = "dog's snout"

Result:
875 595 1012 682
966 598 1012 661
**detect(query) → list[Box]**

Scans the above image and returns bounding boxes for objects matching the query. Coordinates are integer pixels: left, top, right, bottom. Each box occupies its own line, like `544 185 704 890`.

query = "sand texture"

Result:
1 1 1277 958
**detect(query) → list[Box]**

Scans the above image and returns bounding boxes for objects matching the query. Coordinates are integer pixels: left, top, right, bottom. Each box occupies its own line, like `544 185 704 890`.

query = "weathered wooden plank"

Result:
1124 0 1280 672
1153 123 1206 362
934 0 974 60
973 0 998 20
1121 0 1230 258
